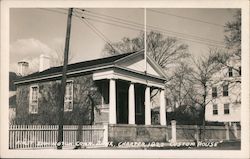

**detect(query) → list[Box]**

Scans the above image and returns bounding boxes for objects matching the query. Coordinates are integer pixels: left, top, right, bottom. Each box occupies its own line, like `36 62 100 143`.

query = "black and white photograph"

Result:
0 0 249 158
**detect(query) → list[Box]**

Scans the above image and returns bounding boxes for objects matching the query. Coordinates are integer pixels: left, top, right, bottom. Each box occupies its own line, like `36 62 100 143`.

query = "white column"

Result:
109 79 116 124
145 86 151 125
128 83 135 124
160 89 166 125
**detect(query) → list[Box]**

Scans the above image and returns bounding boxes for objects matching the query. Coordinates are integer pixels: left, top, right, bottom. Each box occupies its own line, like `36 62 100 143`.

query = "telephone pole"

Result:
57 8 73 150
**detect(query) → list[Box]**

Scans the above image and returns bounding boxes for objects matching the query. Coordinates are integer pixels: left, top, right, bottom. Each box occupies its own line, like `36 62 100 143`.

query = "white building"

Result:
205 56 241 124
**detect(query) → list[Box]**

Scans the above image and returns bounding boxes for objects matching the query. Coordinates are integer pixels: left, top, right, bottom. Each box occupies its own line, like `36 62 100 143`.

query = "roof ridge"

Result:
15 51 139 83
52 51 137 69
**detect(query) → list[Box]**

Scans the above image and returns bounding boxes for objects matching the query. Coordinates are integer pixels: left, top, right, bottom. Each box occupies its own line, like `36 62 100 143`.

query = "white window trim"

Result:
29 84 39 114
64 80 74 112
212 104 218 115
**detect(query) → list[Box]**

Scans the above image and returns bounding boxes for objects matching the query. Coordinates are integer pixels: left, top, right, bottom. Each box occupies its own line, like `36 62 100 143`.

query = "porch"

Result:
93 66 167 126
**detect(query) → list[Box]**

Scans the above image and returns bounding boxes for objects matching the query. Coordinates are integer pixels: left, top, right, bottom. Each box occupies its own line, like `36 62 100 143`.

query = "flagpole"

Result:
144 8 147 73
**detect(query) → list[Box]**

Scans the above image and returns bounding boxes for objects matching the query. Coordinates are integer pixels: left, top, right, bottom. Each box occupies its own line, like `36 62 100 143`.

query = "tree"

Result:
50 45 74 67
9 72 21 91
103 31 189 69
165 62 195 111
187 49 226 140
224 10 241 58
211 10 241 74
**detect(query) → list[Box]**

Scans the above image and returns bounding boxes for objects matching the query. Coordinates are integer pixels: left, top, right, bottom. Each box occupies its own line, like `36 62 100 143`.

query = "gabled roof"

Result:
15 51 137 84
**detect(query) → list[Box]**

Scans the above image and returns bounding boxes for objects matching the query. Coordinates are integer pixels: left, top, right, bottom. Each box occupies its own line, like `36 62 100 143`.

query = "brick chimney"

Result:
39 54 50 72
17 61 29 76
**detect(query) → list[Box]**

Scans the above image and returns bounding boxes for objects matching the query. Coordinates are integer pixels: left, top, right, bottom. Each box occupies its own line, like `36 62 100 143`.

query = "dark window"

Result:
239 66 241 76
212 87 217 97
228 67 233 77
213 104 218 115
224 104 230 114
223 85 229 96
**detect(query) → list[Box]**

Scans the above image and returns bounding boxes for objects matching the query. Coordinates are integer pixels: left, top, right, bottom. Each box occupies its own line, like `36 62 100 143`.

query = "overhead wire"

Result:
75 8 225 47
40 8 226 48
147 9 225 27
75 8 224 44
38 8 68 15
73 11 121 53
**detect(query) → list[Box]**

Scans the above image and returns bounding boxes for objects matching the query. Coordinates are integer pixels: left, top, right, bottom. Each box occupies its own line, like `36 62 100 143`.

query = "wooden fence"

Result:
169 120 241 142
9 124 108 149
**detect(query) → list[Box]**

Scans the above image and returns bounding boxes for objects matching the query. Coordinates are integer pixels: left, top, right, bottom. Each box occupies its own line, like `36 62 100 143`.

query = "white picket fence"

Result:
9 125 108 149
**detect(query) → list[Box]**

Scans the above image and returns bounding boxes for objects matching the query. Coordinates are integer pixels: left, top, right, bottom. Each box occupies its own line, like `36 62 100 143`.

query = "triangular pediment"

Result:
114 51 166 78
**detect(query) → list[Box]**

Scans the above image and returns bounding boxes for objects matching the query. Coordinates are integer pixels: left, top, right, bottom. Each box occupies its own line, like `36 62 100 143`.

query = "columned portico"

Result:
107 78 166 126
92 53 167 126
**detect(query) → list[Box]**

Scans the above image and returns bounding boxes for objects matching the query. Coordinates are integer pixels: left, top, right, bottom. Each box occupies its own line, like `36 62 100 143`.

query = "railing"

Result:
9 124 108 149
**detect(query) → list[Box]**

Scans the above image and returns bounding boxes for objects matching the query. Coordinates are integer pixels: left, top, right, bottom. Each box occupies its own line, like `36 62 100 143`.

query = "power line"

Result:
40 8 225 48
148 9 225 27
41 8 224 46
73 11 121 53
85 17 143 32
38 8 68 15
75 9 144 28
76 9 224 45
85 17 224 48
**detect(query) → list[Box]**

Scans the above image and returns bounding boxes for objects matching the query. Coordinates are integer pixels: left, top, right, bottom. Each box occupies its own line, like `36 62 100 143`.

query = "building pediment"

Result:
114 50 167 79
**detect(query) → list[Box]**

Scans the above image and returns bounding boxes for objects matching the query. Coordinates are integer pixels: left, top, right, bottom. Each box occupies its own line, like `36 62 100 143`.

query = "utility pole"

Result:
144 8 147 73
57 8 73 150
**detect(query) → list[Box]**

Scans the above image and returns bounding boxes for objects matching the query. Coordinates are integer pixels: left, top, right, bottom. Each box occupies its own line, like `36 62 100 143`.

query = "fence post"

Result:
171 120 176 143
225 122 230 140
232 123 238 139
103 123 108 147
195 125 199 142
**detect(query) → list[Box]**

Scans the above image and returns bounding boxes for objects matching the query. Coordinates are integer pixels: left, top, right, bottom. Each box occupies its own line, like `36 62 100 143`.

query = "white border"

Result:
1 0 249 158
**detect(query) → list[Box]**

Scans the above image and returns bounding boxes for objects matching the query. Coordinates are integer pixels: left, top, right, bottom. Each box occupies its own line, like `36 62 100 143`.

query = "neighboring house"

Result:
205 56 241 124
14 50 167 128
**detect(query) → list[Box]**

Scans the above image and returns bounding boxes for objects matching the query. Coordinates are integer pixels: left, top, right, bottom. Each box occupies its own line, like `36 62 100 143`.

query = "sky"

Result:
10 8 238 72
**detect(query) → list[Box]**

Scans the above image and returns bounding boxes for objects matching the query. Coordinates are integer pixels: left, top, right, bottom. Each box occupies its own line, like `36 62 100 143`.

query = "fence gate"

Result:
9 125 108 149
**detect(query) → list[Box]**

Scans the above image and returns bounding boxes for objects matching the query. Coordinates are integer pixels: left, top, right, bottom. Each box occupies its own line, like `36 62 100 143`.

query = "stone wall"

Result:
108 124 241 143
15 74 102 125
108 124 169 143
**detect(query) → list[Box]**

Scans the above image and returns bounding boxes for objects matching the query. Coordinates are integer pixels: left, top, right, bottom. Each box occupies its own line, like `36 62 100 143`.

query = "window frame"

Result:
223 84 229 96
224 103 230 114
212 87 218 98
29 85 39 114
228 67 233 77
64 80 74 112
212 104 218 115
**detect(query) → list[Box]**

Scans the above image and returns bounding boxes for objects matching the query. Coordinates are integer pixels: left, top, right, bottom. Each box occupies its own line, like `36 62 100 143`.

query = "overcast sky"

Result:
10 8 238 72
